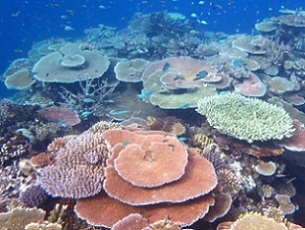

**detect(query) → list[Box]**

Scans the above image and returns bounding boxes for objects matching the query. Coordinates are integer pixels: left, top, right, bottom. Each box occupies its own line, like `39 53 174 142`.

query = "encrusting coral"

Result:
196 93 295 143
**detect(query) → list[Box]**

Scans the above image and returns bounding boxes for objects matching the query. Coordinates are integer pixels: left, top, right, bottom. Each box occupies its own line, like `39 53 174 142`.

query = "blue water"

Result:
0 0 304 97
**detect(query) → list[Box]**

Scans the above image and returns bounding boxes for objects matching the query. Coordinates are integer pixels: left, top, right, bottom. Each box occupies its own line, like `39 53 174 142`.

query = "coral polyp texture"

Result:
37 132 109 199
196 93 295 143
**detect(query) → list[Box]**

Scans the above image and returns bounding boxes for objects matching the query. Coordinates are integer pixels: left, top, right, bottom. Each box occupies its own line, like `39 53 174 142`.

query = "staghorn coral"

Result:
197 93 295 143
58 76 118 119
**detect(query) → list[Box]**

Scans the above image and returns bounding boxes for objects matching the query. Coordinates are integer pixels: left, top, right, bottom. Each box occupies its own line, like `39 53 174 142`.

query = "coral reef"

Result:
1 8 305 230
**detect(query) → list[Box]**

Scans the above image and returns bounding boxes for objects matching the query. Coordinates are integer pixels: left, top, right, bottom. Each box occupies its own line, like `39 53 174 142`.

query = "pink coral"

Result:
37 106 81 126
234 73 267 97
279 119 305 152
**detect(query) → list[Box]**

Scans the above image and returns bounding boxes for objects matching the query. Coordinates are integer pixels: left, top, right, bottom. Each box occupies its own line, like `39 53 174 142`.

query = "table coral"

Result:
73 129 217 228
32 43 110 83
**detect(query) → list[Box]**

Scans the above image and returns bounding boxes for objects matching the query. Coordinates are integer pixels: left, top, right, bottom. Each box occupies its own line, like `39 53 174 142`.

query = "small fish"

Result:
219 90 230 95
57 120 67 127
61 15 68 20
146 116 157 126
14 49 23 53
138 90 154 99
64 25 75 31
191 13 198 18
83 98 95 103
174 75 185 81
11 11 20 17
81 111 92 117
179 103 191 109
200 20 208 25
193 70 208 81
198 1 205 5
232 59 244 67
122 140 131 146
108 109 130 116
163 62 171 71
178 137 188 142
69 108 75 113
99 5 107 10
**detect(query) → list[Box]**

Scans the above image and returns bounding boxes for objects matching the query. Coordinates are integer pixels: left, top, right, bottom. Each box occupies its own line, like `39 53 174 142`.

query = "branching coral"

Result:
58 77 118 118
196 93 295 143
37 132 109 198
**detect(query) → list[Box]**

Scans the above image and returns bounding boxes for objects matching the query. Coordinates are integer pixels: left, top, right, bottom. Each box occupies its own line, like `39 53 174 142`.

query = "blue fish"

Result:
138 90 154 100
193 70 208 81
122 140 131 145
57 120 67 127
163 62 171 71
178 136 188 142
108 109 130 116
179 103 191 109
232 59 244 67
81 111 92 117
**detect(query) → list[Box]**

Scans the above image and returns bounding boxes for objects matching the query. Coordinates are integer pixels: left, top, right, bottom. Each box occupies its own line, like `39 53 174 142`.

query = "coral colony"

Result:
2 10 305 230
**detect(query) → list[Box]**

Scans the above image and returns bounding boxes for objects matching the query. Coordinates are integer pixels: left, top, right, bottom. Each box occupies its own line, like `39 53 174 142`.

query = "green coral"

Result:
196 93 295 143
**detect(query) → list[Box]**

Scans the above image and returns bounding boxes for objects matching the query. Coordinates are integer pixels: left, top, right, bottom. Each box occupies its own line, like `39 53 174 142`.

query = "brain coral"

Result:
196 93 294 143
